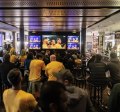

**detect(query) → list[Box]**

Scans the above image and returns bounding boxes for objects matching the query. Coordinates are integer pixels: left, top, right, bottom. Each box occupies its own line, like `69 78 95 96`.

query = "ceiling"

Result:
0 0 120 32
87 11 120 33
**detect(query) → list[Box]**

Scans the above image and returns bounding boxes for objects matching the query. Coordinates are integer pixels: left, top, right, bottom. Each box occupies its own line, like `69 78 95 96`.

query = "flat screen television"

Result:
29 42 41 49
42 35 66 49
29 35 41 49
67 36 80 50
29 36 41 42
67 43 79 50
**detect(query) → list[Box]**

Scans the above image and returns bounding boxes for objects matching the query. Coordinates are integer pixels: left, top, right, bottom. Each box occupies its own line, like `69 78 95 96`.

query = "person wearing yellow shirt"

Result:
19 49 27 67
50 39 56 49
45 54 65 81
55 38 63 49
28 53 46 98
10 54 17 63
9 47 17 63
42 38 48 49
3 68 37 112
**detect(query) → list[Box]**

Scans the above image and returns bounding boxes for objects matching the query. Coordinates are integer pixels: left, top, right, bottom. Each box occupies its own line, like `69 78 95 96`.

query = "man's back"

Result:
66 86 95 112
89 62 107 78
0 62 15 87
3 89 37 112
45 61 65 81
108 83 120 112
29 59 45 81
107 61 120 83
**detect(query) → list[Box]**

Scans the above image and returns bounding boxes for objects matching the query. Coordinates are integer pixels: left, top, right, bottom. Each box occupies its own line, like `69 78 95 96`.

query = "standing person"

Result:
0 54 15 88
108 83 120 112
24 52 34 90
28 53 45 98
9 47 17 64
39 81 68 112
45 54 65 81
54 69 96 112
19 49 27 77
87 55 96 68
3 68 37 112
43 50 51 65
24 52 33 71
88 54 108 85
107 52 120 87
63 52 74 71
19 49 27 67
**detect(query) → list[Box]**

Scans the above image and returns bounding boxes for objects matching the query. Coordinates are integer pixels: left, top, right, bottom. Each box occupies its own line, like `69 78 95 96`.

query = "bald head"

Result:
50 54 56 61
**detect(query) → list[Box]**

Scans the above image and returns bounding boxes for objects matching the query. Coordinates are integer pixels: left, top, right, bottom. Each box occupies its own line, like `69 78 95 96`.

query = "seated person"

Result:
39 81 68 112
54 69 96 112
3 68 37 112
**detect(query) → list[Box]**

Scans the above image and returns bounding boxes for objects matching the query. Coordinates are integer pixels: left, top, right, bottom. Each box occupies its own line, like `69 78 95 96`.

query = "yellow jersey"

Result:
45 61 65 81
19 55 27 66
3 89 37 112
55 44 62 49
50 45 56 49
42 44 48 49
10 55 17 63
29 59 45 81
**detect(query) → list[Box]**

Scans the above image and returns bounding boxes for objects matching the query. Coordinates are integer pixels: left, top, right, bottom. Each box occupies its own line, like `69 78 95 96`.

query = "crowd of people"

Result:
0 47 120 112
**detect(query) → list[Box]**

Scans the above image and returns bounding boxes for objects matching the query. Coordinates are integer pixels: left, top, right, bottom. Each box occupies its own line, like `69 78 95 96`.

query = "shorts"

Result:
28 81 43 95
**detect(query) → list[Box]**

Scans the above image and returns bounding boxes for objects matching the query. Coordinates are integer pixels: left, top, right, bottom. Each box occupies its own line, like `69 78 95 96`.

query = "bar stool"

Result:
75 77 86 88
88 80 107 106
72 67 86 88
90 83 103 105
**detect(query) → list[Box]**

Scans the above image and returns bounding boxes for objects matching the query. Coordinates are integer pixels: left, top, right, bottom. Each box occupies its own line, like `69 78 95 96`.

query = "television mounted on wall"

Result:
42 35 66 49
67 36 80 50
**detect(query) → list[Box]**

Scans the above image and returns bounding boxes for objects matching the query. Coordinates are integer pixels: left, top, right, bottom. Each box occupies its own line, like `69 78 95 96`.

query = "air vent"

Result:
0 0 120 7
0 1 38 7
45 0 120 7
46 1 81 6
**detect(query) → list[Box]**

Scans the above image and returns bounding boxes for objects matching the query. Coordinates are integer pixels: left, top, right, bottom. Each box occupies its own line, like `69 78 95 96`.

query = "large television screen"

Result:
67 36 80 50
42 35 66 49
